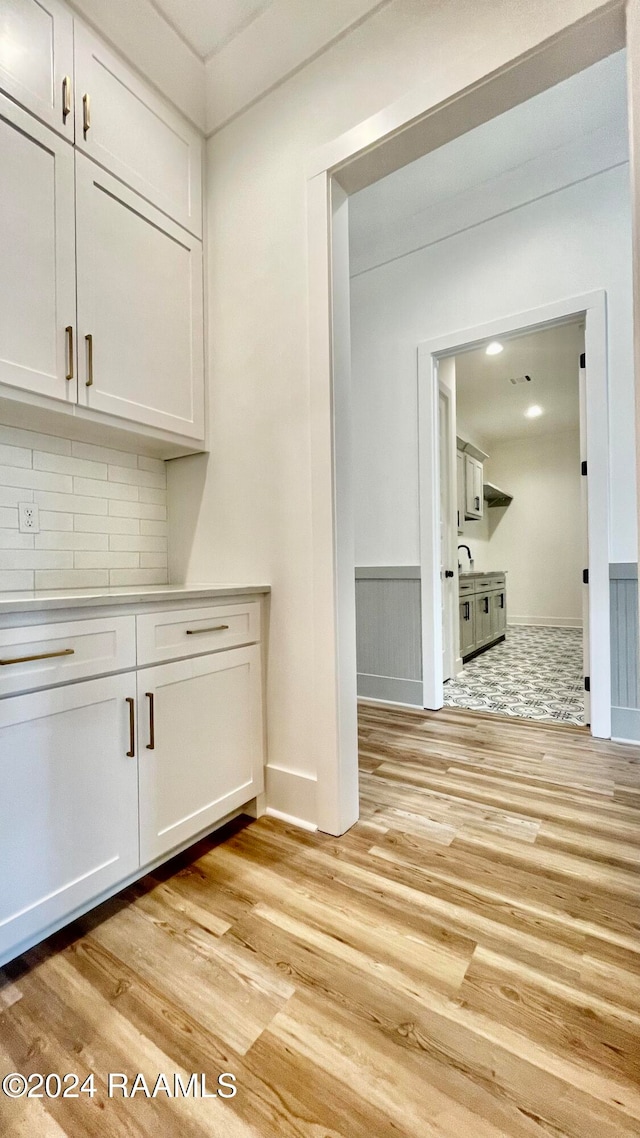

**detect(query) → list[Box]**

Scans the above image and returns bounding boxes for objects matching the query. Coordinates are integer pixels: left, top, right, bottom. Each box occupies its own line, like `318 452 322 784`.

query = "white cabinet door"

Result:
74 24 202 238
0 94 76 403
75 154 204 440
0 673 139 965
464 455 483 519
0 0 74 138
138 646 264 865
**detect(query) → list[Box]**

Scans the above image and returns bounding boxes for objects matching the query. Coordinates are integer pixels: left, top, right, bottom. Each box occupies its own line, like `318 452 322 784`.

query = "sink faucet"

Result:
458 544 473 571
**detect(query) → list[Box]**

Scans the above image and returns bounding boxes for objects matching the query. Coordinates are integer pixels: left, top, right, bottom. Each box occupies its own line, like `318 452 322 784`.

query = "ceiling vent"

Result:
509 374 532 385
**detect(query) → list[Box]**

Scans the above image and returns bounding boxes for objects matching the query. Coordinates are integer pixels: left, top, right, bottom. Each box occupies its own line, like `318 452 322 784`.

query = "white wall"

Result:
463 430 583 626
168 0 630 826
352 165 635 566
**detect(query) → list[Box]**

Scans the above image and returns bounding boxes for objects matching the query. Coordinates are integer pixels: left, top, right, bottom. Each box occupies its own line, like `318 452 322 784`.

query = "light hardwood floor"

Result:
1 702 640 1136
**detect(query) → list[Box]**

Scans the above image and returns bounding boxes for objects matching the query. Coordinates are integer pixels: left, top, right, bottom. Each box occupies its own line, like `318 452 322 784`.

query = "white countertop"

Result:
0 583 271 615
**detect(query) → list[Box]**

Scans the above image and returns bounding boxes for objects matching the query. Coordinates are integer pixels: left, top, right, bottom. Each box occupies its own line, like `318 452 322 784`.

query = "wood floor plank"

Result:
1 702 639 1136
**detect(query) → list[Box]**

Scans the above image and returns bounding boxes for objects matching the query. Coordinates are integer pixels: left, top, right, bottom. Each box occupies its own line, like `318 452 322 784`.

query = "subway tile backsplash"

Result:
0 425 168 591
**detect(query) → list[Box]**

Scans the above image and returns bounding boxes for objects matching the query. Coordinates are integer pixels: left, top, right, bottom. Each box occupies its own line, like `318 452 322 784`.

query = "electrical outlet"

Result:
18 503 40 534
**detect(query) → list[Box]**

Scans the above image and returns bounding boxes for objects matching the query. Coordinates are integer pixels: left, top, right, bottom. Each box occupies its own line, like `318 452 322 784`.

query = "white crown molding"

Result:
204 0 391 135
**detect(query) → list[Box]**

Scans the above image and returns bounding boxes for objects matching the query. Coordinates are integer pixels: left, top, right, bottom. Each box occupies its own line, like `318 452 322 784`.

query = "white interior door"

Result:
0 94 76 403
579 349 590 725
438 376 457 681
75 154 204 440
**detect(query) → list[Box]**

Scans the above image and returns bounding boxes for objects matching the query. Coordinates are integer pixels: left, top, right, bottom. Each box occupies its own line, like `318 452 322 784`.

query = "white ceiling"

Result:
350 51 628 275
455 322 584 449
150 0 274 60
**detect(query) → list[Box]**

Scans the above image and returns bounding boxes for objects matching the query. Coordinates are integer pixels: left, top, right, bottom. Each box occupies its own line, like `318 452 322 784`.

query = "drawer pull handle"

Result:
126 697 135 758
82 92 91 136
62 75 72 122
185 625 229 635
85 333 94 386
0 647 75 666
145 692 155 750
65 325 74 380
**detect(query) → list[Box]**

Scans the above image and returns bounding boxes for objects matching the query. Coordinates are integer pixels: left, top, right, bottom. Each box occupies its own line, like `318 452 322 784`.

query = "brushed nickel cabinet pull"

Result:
145 692 155 750
65 325 74 380
0 647 74 666
85 333 93 386
126 697 135 757
82 92 91 136
185 625 229 635
62 76 72 122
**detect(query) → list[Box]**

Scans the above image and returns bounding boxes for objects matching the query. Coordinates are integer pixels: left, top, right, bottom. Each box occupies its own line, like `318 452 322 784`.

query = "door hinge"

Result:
581 460 587 476
580 351 586 369
583 568 589 584
584 676 591 692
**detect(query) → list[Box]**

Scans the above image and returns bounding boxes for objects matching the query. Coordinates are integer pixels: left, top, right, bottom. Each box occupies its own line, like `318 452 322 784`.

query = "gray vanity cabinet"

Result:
458 575 506 661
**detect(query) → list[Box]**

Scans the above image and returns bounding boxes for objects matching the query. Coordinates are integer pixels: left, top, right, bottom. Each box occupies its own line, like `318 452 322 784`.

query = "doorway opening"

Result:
307 7 629 834
436 319 588 728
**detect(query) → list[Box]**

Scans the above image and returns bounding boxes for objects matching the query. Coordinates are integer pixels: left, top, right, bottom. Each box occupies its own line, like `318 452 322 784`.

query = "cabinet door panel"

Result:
0 94 76 402
138 646 264 864
0 0 73 137
0 674 139 964
474 593 491 648
74 25 202 237
459 598 475 658
76 154 204 440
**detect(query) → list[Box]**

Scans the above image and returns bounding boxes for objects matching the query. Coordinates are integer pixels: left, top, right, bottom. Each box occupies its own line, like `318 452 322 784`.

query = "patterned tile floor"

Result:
443 625 585 725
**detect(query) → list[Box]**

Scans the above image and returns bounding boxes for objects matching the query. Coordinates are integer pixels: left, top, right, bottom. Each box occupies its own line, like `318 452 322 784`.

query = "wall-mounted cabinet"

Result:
457 438 489 523
74 25 202 239
0 0 74 139
0 1 205 455
0 97 76 404
75 157 204 439
465 453 484 519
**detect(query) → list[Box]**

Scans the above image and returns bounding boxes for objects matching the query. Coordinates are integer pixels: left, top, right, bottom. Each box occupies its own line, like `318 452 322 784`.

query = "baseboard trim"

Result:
264 807 318 832
611 706 640 744
265 764 317 828
357 673 423 705
508 616 583 629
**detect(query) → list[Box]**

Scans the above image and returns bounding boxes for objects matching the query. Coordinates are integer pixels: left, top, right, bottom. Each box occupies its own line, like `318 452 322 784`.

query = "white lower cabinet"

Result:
137 646 264 864
0 673 139 961
0 598 266 966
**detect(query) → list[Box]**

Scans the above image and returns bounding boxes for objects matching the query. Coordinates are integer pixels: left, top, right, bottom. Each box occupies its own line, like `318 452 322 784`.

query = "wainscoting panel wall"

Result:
0 424 168 591
355 567 422 705
610 563 640 741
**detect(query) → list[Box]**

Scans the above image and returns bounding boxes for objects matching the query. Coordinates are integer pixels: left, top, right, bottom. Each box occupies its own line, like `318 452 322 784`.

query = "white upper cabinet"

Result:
74 24 202 238
0 0 74 138
0 94 76 403
464 453 484 520
75 155 204 440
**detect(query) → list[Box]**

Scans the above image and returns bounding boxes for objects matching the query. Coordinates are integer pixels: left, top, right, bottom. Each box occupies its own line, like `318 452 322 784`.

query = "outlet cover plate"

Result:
18 503 40 533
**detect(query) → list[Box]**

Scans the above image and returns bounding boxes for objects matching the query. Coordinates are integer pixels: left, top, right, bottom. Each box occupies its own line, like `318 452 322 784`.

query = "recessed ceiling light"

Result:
525 405 543 418
485 341 503 356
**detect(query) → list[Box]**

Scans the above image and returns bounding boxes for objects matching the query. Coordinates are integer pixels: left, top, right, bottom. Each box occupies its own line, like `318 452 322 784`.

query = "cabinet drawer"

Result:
137 603 260 666
459 580 477 596
0 616 136 698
